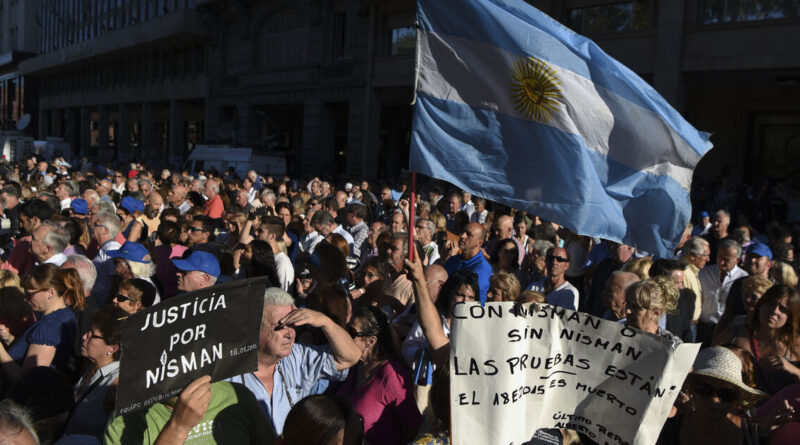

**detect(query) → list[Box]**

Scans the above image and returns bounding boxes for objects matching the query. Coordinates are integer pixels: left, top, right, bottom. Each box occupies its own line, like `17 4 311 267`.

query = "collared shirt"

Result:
203 194 224 219
300 231 324 254
91 239 121 306
527 279 580 310
348 221 368 258
698 264 748 324
43 252 68 267
681 260 703 321
228 343 347 435
64 361 120 438
177 200 192 215
60 197 73 211
332 225 355 255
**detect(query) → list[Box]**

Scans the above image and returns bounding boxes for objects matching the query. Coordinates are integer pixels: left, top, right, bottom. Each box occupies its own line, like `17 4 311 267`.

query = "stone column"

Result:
118 104 131 162
169 100 185 165
141 102 154 160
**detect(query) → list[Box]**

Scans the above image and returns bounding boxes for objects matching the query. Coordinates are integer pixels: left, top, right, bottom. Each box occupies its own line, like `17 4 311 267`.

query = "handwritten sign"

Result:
450 302 699 445
115 277 268 416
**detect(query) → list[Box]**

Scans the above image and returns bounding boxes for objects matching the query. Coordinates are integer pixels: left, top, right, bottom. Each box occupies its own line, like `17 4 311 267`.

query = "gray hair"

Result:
718 239 742 257
416 218 435 233
127 259 157 280
0 400 39 444
264 287 295 306
94 200 116 215
532 239 555 258
391 232 410 257
260 189 276 201
65 254 97 293
96 212 121 239
681 236 709 257
206 179 220 194
310 210 335 227
83 189 99 202
61 181 77 196
40 221 69 253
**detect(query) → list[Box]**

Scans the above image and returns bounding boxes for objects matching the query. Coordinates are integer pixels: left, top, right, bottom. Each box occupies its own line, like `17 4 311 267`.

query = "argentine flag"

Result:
410 0 712 257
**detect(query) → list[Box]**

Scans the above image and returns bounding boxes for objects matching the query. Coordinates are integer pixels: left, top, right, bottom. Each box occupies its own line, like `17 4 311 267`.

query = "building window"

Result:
568 1 655 34
701 0 800 24
258 9 307 68
389 26 415 56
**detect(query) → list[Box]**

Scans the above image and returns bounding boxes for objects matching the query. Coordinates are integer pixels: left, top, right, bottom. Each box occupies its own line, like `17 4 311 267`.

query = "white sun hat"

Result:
692 346 767 399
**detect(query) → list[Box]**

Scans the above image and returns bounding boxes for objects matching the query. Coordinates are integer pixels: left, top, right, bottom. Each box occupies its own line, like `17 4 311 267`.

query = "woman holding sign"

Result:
0 264 77 382
337 305 423 445
61 305 128 440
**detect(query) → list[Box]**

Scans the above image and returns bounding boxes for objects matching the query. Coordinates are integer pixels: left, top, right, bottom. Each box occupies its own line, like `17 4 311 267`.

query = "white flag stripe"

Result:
417 30 700 191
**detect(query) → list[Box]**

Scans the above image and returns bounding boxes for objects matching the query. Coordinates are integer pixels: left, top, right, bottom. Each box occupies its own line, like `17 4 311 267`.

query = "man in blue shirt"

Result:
228 288 361 435
444 222 491 303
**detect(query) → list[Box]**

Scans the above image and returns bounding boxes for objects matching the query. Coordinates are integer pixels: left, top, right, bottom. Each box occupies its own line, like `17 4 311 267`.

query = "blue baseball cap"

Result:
108 242 152 263
746 243 773 260
172 251 220 278
70 198 88 215
699 211 709 219
120 196 145 214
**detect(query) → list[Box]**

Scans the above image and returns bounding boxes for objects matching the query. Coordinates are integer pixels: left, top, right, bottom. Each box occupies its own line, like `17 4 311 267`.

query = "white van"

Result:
183 145 286 178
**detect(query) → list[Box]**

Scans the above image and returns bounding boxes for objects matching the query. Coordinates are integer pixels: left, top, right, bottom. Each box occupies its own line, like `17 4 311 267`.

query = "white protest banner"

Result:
115 277 268 416
450 302 700 445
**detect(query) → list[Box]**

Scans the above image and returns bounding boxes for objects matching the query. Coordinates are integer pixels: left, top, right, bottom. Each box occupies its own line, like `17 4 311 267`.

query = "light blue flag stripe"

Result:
416 0 711 157
411 0 713 256
411 95 690 256
416 30 699 191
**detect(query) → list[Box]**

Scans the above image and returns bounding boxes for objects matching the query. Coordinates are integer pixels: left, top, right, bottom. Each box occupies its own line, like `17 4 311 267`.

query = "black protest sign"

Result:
115 277 268 416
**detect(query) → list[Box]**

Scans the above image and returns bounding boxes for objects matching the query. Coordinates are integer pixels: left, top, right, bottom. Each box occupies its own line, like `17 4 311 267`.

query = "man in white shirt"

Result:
300 209 324 254
414 218 440 265
55 181 75 212
527 247 579 310
697 239 748 345
311 210 354 256
30 221 69 266
258 216 294 291
90 212 122 306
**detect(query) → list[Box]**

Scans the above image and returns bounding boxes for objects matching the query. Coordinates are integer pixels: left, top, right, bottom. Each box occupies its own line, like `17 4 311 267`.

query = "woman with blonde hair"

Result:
771 260 798 288
625 276 681 342
488 270 521 302
623 256 653 280
0 270 21 289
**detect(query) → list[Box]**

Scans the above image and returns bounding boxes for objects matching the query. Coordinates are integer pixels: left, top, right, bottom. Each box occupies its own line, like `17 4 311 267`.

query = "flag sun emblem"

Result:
510 57 563 123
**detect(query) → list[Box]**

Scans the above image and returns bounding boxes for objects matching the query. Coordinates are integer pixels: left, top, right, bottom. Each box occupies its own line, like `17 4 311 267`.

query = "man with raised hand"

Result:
228 287 360 435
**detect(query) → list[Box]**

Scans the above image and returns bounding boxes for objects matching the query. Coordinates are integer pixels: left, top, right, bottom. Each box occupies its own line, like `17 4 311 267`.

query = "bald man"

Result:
487 214 524 266
601 271 641 321
444 222 492 303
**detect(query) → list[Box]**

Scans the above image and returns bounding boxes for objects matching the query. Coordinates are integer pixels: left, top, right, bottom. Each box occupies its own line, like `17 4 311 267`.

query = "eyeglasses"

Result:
114 293 131 303
546 254 569 263
692 379 739 403
189 227 205 233
87 332 106 341
346 325 373 339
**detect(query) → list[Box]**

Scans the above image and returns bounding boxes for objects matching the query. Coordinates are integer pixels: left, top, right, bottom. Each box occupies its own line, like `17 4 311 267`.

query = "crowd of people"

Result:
0 154 798 444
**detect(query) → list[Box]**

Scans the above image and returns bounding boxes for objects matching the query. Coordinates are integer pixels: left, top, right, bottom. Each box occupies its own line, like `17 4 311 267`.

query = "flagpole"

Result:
408 171 416 261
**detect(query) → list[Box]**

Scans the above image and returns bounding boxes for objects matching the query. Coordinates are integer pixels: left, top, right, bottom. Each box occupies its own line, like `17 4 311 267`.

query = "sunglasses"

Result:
546 254 569 263
189 227 206 233
692 379 739 403
346 325 373 339
114 293 131 303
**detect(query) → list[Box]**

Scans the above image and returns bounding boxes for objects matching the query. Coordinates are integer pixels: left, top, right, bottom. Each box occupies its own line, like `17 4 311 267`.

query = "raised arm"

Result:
404 255 450 367
278 308 360 371
155 376 212 445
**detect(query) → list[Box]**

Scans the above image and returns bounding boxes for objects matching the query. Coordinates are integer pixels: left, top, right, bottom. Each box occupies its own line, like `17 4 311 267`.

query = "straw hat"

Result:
692 346 767 399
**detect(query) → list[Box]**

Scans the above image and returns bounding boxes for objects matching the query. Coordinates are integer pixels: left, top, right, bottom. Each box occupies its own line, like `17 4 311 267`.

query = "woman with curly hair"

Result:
625 276 681 343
